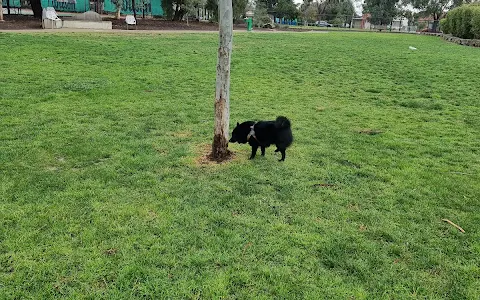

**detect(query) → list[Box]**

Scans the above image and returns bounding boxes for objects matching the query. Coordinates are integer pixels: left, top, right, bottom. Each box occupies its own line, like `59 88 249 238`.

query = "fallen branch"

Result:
442 219 465 233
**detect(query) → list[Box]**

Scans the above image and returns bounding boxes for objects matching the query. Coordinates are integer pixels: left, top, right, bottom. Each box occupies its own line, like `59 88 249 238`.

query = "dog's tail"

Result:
275 116 291 129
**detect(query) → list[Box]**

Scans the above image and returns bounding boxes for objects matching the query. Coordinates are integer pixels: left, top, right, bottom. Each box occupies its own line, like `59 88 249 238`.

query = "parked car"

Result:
316 21 332 27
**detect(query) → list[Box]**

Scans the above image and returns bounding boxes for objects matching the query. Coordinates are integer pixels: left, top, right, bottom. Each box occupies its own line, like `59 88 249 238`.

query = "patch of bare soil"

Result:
0 15 42 30
195 143 235 166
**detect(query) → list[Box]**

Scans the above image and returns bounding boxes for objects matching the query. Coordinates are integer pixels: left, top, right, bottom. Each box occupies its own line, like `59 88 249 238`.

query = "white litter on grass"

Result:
409 46 417 50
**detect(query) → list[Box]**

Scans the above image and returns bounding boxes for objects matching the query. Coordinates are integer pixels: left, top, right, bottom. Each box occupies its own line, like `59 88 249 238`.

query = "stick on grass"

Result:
442 219 465 233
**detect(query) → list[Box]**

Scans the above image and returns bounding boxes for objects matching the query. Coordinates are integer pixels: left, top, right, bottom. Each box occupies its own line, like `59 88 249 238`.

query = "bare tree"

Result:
112 0 124 19
211 0 233 160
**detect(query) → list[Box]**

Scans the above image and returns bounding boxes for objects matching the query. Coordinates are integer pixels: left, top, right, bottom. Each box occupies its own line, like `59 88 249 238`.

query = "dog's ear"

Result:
237 122 239 126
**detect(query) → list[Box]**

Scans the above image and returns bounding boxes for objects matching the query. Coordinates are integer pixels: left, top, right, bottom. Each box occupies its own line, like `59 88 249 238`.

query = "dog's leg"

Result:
278 148 286 161
261 146 266 156
250 145 258 159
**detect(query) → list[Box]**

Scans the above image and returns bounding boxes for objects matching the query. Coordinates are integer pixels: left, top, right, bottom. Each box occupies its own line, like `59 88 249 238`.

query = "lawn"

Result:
0 31 479 299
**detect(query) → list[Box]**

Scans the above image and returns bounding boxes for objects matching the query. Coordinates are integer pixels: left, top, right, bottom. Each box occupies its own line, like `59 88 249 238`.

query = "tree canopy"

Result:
318 0 355 24
256 0 299 19
205 0 249 21
363 0 400 25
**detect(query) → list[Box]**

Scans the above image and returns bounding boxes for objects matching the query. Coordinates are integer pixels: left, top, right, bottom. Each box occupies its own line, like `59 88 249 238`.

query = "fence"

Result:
1 0 90 13
40 0 90 13
2 0 22 14
103 0 163 17
1 0 164 17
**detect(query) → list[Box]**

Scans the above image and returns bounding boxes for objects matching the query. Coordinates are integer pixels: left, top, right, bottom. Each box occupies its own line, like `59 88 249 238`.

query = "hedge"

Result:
442 4 480 39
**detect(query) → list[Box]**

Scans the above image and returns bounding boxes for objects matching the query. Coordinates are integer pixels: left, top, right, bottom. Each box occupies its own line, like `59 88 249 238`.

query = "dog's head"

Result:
229 122 250 144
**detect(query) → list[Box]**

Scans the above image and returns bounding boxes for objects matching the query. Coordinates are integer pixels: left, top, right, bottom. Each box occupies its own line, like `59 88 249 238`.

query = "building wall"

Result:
103 0 163 17
40 0 90 13
2 0 22 8
37 0 163 16
391 18 409 30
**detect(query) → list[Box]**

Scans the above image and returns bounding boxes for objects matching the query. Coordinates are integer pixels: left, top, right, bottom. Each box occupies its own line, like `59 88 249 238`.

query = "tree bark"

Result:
173 7 185 21
116 5 121 19
0 2 4 21
211 0 233 160
30 0 43 19
132 0 137 19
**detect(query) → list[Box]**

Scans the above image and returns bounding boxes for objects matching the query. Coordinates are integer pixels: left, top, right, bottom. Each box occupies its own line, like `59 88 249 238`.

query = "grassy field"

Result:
1 31 479 299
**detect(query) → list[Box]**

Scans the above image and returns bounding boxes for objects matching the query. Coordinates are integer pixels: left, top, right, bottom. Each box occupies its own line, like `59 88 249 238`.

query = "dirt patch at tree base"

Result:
195 143 235 166
0 15 42 30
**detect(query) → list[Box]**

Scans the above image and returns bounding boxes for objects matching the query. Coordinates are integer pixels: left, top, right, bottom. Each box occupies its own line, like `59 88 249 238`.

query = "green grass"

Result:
1 31 479 299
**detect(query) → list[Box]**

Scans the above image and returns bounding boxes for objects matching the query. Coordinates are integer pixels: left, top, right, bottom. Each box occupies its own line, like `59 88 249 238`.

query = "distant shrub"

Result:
443 4 480 39
471 5 480 39
440 18 449 33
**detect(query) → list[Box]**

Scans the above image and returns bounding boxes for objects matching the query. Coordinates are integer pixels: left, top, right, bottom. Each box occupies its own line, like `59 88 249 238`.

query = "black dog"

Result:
229 116 293 161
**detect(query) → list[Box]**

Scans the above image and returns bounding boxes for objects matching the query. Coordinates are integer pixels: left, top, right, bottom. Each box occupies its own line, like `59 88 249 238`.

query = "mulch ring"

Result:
195 143 236 166
0 15 42 30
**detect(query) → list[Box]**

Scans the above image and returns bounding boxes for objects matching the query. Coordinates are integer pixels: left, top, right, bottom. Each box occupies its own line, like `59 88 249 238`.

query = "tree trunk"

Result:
432 13 439 33
211 0 233 160
0 2 4 21
132 0 137 19
30 0 43 19
173 5 179 21
116 6 121 19
173 7 184 21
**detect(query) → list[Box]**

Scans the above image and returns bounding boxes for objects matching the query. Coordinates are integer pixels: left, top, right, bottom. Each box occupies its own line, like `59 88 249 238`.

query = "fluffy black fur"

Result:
229 116 293 161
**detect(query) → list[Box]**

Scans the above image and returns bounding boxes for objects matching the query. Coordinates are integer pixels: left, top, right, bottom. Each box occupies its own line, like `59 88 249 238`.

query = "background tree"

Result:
318 0 355 25
253 0 271 26
162 0 190 20
112 0 124 19
401 9 416 25
408 0 449 20
181 0 206 24
233 0 249 20
132 0 137 19
29 0 43 19
162 0 175 18
404 0 451 31
300 0 319 23
1 1 4 22
275 0 299 19
138 0 152 18
204 0 248 21
256 0 298 20
363 0 400 25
